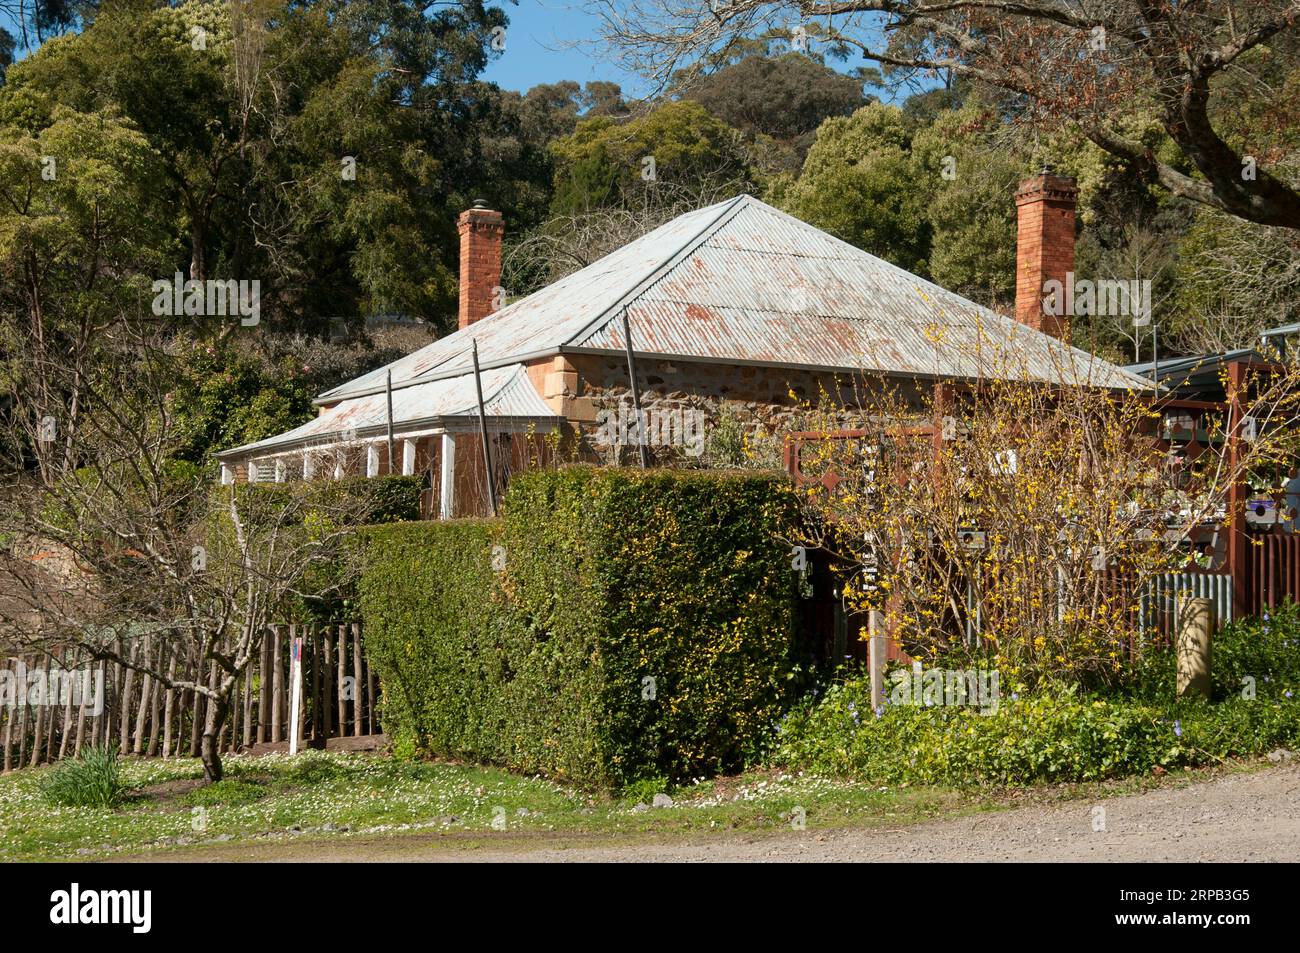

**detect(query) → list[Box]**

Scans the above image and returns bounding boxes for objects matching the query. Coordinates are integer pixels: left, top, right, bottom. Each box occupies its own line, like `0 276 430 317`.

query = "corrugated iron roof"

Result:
223 363 555 458
318 193 1148 404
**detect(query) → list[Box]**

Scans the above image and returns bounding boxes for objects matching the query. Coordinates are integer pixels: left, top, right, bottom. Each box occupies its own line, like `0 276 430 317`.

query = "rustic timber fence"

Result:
0 622 376 772
1246 534 1300 617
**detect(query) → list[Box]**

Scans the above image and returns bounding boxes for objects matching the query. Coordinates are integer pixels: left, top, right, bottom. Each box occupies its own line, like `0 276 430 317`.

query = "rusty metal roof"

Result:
318 194 1148 405
222 363 555 458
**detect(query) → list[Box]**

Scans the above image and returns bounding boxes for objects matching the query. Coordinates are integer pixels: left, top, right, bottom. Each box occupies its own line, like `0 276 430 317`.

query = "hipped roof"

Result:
223 194 1148 459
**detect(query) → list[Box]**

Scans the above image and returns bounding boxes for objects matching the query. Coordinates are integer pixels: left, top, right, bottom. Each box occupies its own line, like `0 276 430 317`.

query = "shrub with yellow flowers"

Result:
790 336 1300 688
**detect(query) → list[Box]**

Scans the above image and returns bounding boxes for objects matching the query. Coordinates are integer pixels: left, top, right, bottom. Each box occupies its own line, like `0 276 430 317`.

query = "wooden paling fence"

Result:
1246 534 1300 617
0 622 376 773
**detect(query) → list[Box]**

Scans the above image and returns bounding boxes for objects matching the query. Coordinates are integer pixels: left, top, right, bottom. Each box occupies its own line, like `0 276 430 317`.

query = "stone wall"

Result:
527 353 927 467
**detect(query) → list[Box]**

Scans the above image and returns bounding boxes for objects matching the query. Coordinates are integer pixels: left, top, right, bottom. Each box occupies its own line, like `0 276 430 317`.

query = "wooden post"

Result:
132 637 152 756
145 653 163 758
439 434 456 519
119 647 136 756
188 645 204 758
58 649 75 761
289 633 305 755
109 648 124 752
367 639 378 734
868 609 886 714
16 657 30 768
336 624 347 738
161 645 177 759
2 659 14 772
73 660 89 758
1227 361 1249 619
311 628 323 741
471 340 499 515
1176 594 1214 698
621 310 650 469
323 628 335 738
258 633 271 744
271 625 284 743
29 654 48 767
352 622 364 737
102 657 115 751
176 674 191 759
91 659 105 751
297 640 308 748
242 658 254 750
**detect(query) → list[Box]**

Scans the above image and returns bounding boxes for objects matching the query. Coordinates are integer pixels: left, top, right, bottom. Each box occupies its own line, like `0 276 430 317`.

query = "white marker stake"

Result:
288 637 303 756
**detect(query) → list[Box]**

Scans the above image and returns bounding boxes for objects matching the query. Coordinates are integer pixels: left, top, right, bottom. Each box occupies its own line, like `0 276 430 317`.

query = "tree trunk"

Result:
200 693 229 784
190 221 206 284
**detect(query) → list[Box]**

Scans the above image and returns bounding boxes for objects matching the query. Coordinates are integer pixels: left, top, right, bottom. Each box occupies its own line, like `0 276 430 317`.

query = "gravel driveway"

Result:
132 760 1300 863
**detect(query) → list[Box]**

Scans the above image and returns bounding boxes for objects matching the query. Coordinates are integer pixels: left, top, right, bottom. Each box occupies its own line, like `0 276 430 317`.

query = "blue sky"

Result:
483 0 648 95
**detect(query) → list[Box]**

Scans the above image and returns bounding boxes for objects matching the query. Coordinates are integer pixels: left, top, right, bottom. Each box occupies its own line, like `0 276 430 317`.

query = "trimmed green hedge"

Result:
214 474 423 525
359 466 802 790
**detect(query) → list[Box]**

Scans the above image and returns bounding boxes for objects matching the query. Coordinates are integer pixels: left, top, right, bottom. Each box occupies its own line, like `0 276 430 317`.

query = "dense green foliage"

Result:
782 102 930 274
772 606 1300 786
680 52 867 172
0 0 510 335
549 101 757 214
359 467 803 790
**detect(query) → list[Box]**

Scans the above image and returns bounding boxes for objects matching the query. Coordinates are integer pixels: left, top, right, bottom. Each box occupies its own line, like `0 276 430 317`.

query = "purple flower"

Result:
874 705 885 719
1174 720 1182 738
1286 691 1294 699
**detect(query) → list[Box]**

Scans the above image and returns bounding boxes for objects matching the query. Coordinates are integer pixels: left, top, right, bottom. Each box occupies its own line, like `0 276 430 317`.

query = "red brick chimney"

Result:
457 200 504 330
1014 167 1078 340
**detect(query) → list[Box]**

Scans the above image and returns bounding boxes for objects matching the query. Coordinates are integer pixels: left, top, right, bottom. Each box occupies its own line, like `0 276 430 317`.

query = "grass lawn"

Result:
0 750 1251 861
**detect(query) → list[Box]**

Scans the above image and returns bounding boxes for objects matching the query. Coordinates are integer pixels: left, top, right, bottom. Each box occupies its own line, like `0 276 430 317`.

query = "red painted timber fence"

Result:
1245 534 1300 617
0 622 376 772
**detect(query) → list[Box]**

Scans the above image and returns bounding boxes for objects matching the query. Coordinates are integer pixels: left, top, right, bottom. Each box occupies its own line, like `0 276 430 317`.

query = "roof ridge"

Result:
452 362 525 415
559 193 751 348
316 197 749 404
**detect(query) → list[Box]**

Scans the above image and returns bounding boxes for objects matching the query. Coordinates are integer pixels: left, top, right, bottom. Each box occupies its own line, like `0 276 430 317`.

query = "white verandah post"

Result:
439 433 456 520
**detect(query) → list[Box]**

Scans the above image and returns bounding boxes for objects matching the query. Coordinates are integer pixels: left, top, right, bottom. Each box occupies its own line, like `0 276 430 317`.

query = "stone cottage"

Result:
216 174 1146 517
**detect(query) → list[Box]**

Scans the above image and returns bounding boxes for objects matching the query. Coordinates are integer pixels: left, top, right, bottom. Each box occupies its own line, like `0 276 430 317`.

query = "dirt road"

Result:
130 761 1300 863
